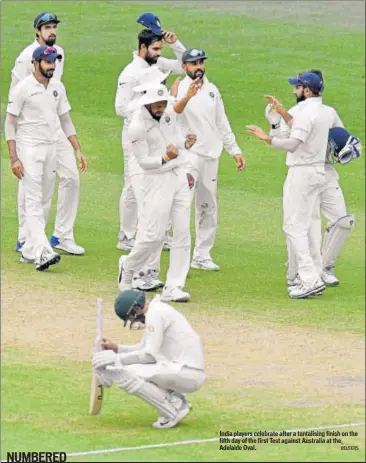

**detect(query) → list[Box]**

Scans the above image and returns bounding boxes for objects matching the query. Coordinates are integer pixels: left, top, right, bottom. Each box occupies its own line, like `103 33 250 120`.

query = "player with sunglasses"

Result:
9 12 87 257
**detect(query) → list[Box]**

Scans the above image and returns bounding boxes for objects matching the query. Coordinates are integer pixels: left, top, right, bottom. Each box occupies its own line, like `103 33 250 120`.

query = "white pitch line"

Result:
67 421 365 457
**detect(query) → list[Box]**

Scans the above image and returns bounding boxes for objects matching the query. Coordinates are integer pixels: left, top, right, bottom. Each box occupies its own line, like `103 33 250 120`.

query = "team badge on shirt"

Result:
53 90 58 98
165 116 171 123
209 92 215 98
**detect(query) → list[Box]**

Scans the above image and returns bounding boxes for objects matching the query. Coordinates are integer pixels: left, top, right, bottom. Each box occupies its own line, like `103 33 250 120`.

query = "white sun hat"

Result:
133 68 171 93
128 84 173 111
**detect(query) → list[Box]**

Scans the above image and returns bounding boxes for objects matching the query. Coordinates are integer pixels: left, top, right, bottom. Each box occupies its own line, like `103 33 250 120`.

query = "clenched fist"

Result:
165 144 179 160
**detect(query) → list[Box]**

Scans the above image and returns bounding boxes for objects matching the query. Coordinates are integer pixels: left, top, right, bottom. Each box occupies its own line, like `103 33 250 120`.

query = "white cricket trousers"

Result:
287 165 347 280
18 131 79 242
283 166 325 286
17 141 57 262
190 155 219 261
124 168 191 289
123 362 205 393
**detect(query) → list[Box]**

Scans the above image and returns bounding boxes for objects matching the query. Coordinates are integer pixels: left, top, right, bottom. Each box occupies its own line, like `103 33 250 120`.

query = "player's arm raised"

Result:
158 30 186 74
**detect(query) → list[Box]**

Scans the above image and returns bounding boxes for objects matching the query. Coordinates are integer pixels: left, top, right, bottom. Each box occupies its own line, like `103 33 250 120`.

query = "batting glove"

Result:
92 350 117 369
264 103 281 126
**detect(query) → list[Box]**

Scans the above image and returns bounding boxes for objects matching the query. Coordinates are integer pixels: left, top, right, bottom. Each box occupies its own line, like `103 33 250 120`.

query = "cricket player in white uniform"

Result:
173 48 246 271
92 290 205 429
117 84 196 302
5 46 86 271
247 72 344 299
10 12 86 256
264 69 360 288
115 16 186 253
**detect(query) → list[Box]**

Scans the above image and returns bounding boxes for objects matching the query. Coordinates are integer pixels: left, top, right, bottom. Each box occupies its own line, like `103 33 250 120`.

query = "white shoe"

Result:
132 269 164 291
287 274 301 293
191 258 220 271
161 287 190 302
289 279 326 299
117 237 135 252
117 255 133 291
152 395 190 429
321 267 339 286
36 250 61 271
52 238 85 255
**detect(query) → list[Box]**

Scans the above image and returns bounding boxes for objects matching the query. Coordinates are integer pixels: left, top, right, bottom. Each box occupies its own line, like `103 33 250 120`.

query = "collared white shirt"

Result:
128 104 192 174
118 295 205 370
287 97 343 168
7 74 71 145
175 75 241 159
10 39 64 91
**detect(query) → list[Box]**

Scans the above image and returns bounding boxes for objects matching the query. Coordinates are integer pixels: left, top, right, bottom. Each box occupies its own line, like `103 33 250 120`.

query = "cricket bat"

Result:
89 297 104 415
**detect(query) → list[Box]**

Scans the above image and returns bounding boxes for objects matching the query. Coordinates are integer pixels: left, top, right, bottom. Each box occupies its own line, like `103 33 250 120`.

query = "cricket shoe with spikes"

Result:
133 269 164 291
289 278 326 299
152 392 191 429
321 266 339 286
36 249 61 271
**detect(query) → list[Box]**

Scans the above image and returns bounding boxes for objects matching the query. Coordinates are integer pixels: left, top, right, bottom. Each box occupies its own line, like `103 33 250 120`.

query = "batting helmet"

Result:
114 290 146 326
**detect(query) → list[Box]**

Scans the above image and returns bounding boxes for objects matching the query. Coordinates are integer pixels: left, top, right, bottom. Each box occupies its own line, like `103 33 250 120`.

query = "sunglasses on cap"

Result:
34 12 59 28
190 49 204 57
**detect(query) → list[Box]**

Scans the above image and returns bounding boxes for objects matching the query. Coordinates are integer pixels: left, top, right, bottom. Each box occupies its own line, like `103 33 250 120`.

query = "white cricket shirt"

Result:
118 296 205 370
128 104 192 174
287 97 343 169
115 40 186 176
175 75 241 159
7 74 71 145
10 40 64 90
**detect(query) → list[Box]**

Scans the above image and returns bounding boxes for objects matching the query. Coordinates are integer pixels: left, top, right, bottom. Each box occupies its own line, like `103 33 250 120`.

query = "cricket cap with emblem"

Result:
288 72 324 93
114 290 146 324
33 12 60 29
133 68 171 93
182 48 208 63
32 46 62 62
137 12 163 35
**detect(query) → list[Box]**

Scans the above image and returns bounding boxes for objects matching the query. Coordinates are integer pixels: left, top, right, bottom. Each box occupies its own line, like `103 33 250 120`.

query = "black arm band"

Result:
271 123 280 129
162 157 167 165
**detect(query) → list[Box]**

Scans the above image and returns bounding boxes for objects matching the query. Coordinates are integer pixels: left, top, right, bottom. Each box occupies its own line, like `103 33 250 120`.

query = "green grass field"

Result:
1 1 365 462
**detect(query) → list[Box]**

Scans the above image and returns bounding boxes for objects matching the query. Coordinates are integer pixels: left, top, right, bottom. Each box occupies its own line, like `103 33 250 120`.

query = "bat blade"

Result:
89 297 104 416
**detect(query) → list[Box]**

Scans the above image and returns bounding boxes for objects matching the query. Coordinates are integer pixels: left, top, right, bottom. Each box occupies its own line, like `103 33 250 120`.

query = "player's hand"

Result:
165 144 179 160
264 95 285 114
185 133 197 149
102 338 118 353
76 150 88 172
11 158 24 179
186 77 201 98
170 78 181 97
162 30 177 44
233 154 246 171
246 125 271 142
187 173 195 189
92 350 117 369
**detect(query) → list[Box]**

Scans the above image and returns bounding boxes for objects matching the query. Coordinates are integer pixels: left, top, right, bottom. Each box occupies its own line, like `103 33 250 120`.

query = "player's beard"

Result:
39 62 55 79
44 35 57 46
145 51 159 66
146 104 163 121
187 69 205 80
296 90 306 103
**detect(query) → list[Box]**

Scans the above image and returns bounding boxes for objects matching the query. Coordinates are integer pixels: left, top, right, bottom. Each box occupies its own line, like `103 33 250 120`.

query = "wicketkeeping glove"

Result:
264 103 281 126
92 350 117 369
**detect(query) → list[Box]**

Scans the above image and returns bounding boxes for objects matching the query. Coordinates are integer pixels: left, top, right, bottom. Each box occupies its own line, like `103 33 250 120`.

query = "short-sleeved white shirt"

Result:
288 97 343 168
7 74 71 145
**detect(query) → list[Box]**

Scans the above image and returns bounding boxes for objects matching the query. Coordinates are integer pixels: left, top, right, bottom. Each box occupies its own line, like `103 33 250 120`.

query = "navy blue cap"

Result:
137 12 162 35
34 12 60 29
32 46 62 62
288 72 324 93
182 48 208 63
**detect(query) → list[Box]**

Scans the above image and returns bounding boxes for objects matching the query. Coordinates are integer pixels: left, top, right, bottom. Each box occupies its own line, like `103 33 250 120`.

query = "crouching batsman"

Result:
92 290 205 429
